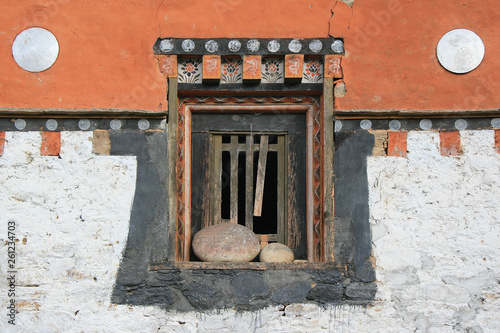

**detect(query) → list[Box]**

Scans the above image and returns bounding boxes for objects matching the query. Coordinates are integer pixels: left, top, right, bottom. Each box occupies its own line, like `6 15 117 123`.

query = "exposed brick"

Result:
41 132 61 156
158 55 177 78
324 54 343 79
495 130 500 154
243 55 261 82
372 131 388 156
387 132 407 157
284 54 304 80
92 130 111 155
202 55 221 82
440 131 461 156
0 131 5 156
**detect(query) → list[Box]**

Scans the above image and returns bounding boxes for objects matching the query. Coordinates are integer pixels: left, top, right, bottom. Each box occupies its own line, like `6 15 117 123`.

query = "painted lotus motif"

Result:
261 58 283 83
178 58 202 83
221 58 242 83
303 59 323 83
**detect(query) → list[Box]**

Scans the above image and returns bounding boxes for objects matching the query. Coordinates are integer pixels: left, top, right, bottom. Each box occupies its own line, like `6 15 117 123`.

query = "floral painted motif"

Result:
261 58 284 83
221 58 242 84
303 59 323 83
178 58 202 83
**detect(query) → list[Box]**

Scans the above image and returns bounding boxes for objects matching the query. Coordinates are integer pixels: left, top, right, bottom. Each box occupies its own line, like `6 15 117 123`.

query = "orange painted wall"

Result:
0 0 498 112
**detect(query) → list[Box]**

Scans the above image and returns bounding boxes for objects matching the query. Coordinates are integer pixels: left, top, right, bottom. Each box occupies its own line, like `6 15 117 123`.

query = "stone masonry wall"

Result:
1 129 499 332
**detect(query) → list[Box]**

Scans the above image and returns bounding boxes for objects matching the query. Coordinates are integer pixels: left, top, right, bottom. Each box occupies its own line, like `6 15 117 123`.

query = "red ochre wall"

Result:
0 0 498 112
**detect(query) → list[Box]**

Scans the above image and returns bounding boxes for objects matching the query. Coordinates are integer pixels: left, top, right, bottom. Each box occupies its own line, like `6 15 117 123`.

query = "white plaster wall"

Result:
1 130 499 332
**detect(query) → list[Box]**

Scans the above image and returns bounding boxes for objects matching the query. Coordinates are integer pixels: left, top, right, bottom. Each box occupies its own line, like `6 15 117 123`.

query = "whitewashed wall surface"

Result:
1 130 499 332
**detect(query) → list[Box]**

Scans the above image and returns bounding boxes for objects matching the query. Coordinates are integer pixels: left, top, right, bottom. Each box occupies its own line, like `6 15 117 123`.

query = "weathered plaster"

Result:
1 129 499 331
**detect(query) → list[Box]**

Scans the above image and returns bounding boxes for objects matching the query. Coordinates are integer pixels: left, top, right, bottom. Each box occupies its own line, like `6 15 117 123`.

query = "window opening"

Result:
209 132 287 248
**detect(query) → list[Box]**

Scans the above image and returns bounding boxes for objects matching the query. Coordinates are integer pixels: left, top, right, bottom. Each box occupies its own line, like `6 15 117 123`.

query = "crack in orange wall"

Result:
0 0 498 112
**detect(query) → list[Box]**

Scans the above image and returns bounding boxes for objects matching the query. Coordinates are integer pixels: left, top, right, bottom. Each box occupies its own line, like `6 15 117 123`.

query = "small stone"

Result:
192 223 260 262
259 243 294 263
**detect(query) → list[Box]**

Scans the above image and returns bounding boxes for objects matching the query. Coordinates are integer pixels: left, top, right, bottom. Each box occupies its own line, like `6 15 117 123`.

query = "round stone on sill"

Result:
260 243 294 263
192 223 260 262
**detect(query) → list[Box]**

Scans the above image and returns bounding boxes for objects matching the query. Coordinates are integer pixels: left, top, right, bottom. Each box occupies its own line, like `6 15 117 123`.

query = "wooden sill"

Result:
150 261 345 271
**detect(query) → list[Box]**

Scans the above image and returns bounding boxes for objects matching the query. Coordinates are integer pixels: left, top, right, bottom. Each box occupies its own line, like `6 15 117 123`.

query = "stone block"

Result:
272 281 312 304
231 272 269 304
306 283 343 303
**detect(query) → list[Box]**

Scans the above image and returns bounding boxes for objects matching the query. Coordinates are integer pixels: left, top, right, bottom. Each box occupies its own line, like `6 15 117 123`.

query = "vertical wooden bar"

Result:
167 78 179 261
230 135 239 223
183 109 192 261
212 135 223 224
323 77 335 262
245 134 254 230
306 107 314 262
277 135 286 244
260 235 269 249
253 135 269 216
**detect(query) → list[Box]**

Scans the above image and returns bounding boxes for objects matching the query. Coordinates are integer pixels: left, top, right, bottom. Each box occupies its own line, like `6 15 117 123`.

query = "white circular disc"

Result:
436 29 485 74
182 39 195 52
110 119 122 130
78 119 91 131
12 27 59 73
159 39 174 52
46 119 58 131
228 39 241 52
138 119 150 130
389 120 401 131
15 119 26 130
419 119 432 130
360 119 372 130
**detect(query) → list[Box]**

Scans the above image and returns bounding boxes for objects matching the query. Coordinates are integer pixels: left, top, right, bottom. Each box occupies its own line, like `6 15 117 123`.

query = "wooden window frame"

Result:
167 82 335 264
